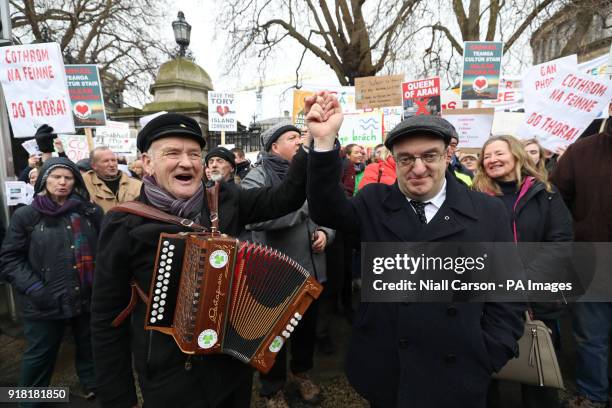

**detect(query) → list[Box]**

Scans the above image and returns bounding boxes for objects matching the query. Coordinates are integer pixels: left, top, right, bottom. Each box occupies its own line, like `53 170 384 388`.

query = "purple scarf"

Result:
31 195 94 288
142 175 204 222
32 195 81 216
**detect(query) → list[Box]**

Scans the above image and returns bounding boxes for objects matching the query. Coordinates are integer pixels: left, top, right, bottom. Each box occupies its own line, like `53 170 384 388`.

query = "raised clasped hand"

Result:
304 91 343 150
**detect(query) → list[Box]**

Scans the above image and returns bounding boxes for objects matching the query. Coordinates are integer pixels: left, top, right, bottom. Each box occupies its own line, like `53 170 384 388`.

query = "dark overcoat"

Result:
0 157 103 320
307 147 525 408
91 148 308 408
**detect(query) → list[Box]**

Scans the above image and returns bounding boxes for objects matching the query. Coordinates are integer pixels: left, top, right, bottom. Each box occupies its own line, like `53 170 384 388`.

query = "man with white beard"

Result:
205 146 236 183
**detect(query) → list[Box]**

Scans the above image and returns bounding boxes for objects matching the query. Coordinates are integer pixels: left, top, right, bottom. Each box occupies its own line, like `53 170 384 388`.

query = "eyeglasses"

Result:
394 152 445 167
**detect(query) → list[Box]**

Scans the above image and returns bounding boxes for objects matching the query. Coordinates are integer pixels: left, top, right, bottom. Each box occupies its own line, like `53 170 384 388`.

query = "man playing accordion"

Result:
91 113 312 408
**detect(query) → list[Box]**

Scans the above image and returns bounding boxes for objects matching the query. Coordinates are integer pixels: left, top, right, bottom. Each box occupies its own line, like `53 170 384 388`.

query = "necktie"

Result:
410 201 430 224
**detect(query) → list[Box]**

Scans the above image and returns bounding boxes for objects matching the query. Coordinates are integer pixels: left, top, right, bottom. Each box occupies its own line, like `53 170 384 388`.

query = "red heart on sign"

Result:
75 103 89 115
216 105 230 116
474 79 487 89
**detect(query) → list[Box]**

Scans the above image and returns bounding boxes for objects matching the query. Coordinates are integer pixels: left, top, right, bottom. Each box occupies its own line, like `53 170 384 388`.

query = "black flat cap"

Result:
384 115 457 151
137 113 205 153
205 147 236 169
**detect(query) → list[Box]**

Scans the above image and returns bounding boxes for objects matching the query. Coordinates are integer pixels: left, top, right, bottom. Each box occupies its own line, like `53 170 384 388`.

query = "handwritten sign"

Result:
58 134 90 162
355 74 404 109
516 70 612 151
0 42 75 137
95 120 135 156
522 55 577 114
442 108 495 148
460 41 503 101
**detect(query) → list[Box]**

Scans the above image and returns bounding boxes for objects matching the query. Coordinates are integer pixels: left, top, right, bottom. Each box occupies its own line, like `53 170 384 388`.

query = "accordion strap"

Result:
111 279 149 327
109 201 207 327
205 181 220 232
110 201 207 232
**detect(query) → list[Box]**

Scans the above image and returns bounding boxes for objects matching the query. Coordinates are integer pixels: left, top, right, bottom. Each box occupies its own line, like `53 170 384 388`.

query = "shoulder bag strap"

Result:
110 201 207 232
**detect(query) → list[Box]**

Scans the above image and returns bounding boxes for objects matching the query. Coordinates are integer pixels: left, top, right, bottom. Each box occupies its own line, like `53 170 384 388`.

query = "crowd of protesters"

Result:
0 95 610 408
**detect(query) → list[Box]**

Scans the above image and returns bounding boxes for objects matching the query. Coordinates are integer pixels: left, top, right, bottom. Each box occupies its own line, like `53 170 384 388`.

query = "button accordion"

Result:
145 232 323 373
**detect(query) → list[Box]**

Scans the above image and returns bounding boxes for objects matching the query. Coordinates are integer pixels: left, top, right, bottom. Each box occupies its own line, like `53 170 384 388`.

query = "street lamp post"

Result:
172 11 191 58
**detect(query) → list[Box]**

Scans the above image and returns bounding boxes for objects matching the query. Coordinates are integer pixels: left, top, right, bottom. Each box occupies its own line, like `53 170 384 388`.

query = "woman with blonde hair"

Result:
474 135 572 408
522 138 548 179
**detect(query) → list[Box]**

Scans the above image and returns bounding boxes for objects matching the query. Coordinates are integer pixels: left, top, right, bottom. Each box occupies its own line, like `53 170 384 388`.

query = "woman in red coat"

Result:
357 146 396 190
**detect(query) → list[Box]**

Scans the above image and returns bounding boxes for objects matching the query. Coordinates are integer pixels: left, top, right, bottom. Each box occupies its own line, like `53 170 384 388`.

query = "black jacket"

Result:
505 179 574 318
0 158 103 320
235 159 251 180
307 147 525 408
91 148 308 408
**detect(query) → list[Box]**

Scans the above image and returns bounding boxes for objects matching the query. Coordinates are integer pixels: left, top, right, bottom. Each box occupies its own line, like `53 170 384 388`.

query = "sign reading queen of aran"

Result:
516 70 612 151
0 42 75 137
208 91 237 132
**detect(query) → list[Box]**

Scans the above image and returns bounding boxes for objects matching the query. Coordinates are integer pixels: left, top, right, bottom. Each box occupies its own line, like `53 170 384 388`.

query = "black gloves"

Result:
35 124 57 153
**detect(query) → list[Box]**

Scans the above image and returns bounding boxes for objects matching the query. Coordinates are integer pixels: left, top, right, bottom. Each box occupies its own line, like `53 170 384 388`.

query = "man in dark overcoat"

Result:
304 92 525 408
91 113 310 408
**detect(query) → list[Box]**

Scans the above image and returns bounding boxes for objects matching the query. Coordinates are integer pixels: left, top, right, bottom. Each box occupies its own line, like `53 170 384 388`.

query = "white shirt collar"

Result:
407 179 447 209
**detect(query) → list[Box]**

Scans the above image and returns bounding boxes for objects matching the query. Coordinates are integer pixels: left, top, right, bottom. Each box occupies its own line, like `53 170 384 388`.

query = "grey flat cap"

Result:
384 115 457 150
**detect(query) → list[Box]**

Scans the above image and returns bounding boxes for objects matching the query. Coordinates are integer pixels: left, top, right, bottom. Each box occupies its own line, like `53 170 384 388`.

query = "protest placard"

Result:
491 111 525 136
208 91 237 132
21 139 41 156
355 74 404 109
0 42 75 137
442 108 495 148
5 181 33 206
338 111 384 147
478 77 523 111
442 89 461 110
95 120 136 156
292 89 315 129
460 42 503 101
516 70 612 151
57 134 90 162
522 55 577 114
381 106 403 134
65 64 107 127
310 86 356 113
402 77 441 117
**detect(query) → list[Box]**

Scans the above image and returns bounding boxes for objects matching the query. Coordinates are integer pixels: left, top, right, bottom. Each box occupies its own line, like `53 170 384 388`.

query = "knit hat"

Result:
261 121 300 152
205 147 236 169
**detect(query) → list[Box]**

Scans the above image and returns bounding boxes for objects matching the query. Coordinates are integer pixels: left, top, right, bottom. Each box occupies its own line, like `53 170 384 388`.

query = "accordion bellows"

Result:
145 232 322 373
